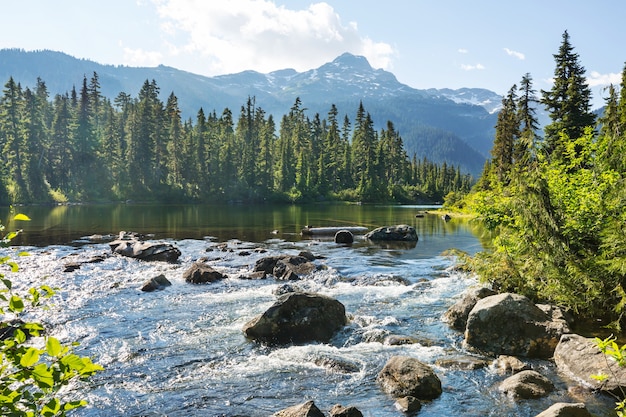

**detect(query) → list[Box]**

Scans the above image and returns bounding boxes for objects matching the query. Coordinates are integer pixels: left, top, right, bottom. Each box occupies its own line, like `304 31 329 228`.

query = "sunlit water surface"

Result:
2 204 616 416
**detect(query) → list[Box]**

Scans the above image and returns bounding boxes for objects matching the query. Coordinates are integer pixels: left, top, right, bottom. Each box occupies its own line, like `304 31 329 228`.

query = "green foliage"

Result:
594 336 626 416
460 32 626 328
0 213 103 416
0 74 472 205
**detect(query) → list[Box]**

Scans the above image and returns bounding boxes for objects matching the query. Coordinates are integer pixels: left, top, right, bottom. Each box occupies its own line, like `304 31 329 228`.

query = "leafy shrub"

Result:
0 213 103 416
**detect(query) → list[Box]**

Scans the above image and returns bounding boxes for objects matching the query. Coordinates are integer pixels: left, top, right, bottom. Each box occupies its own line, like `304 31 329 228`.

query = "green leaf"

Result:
9 295 24 313
46 337 63 357
7 261 18 273
1 277 12 289
13 214 31 221
31 363 54 388
23 322 44 336
20 347 41 367
40 285 56 298
63 399 88 411
17 251 30 257
14 328 27 344
42 397 61 416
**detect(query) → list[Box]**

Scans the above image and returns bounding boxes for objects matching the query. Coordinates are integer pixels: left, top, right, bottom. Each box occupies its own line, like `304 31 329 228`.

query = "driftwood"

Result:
301 226 368 236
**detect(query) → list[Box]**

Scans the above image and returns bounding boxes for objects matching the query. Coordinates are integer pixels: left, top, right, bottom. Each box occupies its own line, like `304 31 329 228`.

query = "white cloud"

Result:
122 46 163 67
147 0 395 75
503 47 525 60
457 48 468 54
461 63 485 71
587 70 622 87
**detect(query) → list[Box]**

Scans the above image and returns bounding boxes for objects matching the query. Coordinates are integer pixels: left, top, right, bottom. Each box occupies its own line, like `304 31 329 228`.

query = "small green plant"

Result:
593 336 626 416
0 212 103 416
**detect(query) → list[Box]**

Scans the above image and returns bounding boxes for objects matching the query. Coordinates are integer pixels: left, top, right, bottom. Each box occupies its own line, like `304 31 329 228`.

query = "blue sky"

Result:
1 0 623 109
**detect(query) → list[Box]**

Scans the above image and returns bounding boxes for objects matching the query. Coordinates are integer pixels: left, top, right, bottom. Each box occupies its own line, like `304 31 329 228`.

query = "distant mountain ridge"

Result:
0 49 500 175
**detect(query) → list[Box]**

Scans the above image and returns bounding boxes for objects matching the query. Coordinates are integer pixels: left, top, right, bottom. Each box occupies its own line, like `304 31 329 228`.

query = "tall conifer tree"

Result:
541 30 595 159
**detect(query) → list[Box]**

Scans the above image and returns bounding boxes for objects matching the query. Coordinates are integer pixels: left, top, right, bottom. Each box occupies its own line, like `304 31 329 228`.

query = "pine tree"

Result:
0 77 27 201
541 30 595 159
47 94 73 192
491 85 518 183
516 73 540 166
22 85 50 201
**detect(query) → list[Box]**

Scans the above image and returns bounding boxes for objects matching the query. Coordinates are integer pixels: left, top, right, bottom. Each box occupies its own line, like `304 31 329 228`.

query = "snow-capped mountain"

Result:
0 49 500 175
425 87 503 114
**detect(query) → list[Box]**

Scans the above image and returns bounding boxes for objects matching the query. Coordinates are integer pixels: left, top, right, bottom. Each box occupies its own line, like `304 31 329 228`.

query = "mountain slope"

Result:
0 49 498 175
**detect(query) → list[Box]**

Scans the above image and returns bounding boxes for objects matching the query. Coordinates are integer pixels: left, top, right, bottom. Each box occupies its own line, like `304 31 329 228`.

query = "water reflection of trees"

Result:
4 204 487 249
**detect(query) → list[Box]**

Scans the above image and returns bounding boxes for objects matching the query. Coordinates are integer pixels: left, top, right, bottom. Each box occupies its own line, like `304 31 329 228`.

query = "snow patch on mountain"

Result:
425 88 503 114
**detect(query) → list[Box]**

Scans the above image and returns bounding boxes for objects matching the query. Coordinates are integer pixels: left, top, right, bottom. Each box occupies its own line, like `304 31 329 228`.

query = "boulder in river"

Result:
377 355 442 400
499 370 554 399
534 402 591 417
553 333 626 395
109 231 181 263
243 292 347 344
253 254 316 280
394 396 422 413
329 404 363 417
334 229 354 244
141 274 172 292
272 400 325 417
443 286 496 331
183 262 227 284
464 293 570 358
365 224 418 242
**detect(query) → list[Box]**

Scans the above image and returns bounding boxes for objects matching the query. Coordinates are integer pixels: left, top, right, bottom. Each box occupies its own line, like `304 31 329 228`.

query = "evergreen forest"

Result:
455 31 626 328
0 73 472 205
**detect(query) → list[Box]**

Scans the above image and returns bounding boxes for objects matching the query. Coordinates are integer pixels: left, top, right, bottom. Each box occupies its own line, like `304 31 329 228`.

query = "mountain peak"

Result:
330 52 372 70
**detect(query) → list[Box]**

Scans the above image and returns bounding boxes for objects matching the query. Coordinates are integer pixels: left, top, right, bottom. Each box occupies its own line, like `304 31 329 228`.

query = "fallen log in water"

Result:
301 226 369 236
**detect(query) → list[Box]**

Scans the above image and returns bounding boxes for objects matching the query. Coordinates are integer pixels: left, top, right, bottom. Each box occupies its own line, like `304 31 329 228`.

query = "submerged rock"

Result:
272 400 325 417
499 370 554 399
492 355 531 375
243 292 347 344
329 404 363 417
394 396 422 413
109 232 180 263
334 229 354 244
534 402 591 417
253 254 316 280
183 263 227 284
141 274 172 292
377 356 442 400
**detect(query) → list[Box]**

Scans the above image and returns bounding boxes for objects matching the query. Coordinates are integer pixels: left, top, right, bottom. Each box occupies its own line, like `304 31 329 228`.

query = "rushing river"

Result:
1 203 616 416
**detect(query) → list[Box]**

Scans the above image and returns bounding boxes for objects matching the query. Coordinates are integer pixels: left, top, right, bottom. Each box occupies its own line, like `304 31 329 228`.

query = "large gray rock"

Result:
243 292 347 344
554 333 626 395
499 370 554 399
183 263 227 284
464 293 570 358
272 401 324 417
377 356 442 400
334 230 354 244
141 274 172 292
443 286 496 330
365 224 418 242
534 402 591 417
253 254 316 280
109 232 181 263
329 404 363 417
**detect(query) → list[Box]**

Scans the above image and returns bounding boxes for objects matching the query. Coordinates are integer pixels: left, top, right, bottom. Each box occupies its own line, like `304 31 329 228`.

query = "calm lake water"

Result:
1 203 615 416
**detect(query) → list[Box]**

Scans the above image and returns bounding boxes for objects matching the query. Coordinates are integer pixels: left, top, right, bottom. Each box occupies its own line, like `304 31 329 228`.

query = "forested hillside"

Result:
0 74 472 205
0 49 496 176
